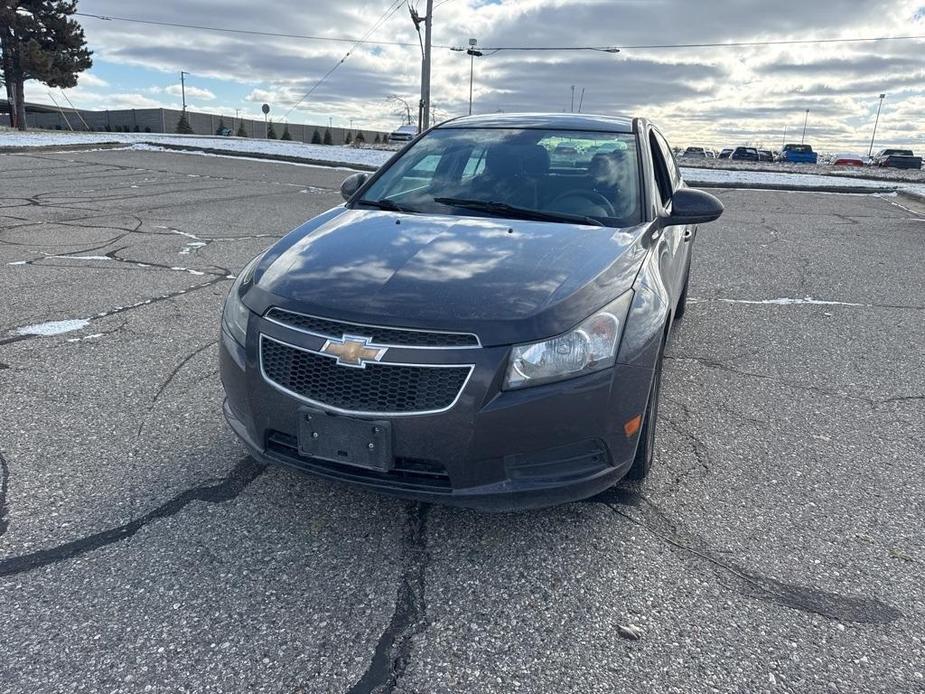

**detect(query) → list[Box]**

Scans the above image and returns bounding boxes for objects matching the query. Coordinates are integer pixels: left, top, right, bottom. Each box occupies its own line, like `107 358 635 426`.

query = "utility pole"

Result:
180 71 189 112
801 108 809 145
782 125 787 149
577 87 585 113
570 85 575 112
868 93 886 158
410 1 433 132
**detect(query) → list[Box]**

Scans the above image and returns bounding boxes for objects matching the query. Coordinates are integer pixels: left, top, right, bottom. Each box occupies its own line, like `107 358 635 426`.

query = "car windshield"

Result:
785 145 812 153
359 127 642 227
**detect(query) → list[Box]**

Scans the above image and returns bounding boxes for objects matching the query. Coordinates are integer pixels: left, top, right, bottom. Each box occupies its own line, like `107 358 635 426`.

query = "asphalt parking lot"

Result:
1 147 923 694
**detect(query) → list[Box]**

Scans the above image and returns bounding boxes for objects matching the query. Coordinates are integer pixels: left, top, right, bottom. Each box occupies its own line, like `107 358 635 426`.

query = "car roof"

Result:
436 112 635 133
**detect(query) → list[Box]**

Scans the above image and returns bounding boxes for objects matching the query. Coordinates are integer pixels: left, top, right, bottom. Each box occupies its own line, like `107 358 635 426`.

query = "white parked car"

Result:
387 124 418 144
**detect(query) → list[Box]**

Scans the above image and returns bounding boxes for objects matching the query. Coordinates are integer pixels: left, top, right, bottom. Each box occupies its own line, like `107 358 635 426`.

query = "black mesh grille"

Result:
265 308 479 348
261 337 470 413
266 431 451 492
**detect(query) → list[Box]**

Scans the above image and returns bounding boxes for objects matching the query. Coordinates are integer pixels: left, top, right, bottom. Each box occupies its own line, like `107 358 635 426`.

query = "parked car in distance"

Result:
718 148 733 159
219 113 724 510
731 146 759 161
757 149 773 162
779 143 818 164
705 149 716 159
216 127 233 137
387 124 418 144
873 149 923 169
681 146 708 159
832 153 865 167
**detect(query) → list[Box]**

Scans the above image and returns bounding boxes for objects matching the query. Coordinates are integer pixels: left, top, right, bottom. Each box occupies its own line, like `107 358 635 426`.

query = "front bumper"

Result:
220 318 654 511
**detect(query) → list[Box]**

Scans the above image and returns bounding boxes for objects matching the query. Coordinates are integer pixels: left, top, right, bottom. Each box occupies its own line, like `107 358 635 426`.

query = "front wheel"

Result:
625 342 665 480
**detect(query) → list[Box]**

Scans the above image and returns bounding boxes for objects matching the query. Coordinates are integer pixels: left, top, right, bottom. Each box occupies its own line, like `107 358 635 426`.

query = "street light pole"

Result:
801 108 809 145
180 71 189 112
467 38 481 116
570 85 575 112
782 125 787 149
868 93 886 158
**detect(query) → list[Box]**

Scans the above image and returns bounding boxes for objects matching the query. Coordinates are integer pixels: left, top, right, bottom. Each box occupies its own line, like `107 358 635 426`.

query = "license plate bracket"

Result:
298 408 393 471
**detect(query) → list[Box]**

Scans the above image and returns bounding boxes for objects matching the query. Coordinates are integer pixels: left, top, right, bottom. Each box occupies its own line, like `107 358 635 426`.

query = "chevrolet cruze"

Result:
220 113 723 510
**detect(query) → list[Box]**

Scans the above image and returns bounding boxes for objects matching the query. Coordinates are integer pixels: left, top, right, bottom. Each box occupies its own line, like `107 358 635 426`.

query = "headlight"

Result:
221 254 263 346
504 291 633 390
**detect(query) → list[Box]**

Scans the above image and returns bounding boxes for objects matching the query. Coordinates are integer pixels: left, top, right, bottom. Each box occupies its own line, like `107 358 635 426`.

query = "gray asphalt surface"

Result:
0 148 923 694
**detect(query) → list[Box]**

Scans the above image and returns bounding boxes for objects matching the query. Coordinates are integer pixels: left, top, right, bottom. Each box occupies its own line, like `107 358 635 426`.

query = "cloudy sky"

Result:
23 0 925 150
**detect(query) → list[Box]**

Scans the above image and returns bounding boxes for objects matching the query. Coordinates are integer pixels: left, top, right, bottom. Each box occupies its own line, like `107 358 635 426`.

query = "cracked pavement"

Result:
1 150 923 693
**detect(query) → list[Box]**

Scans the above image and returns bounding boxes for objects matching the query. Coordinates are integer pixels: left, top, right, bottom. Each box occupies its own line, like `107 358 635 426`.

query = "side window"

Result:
649 131 672 206
406 153 441 178
461 146 487 179
653 130 681 189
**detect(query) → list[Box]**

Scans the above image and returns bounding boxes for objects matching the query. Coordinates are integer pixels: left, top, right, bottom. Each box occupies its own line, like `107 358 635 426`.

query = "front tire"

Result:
625 341 665 480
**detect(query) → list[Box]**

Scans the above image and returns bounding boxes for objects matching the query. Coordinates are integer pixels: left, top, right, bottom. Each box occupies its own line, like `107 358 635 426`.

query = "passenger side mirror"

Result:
663 187 724 226
340 172 368 201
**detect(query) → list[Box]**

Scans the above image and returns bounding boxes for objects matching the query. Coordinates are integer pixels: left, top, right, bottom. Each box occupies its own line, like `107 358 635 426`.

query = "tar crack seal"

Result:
347 502 430 694
0 456 265 577
591 486 903 625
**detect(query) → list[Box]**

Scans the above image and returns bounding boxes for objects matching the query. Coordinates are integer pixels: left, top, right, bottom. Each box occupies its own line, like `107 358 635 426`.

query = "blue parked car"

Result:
779 144 818 164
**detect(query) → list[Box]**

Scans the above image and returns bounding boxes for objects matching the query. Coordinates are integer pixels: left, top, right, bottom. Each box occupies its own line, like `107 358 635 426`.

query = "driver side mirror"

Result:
340 172 368 201
663 187 724 226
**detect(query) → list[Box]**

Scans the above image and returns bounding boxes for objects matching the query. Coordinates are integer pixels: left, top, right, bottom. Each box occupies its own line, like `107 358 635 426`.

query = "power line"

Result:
283 0 408 117
73 11 450 49
464 33 925 52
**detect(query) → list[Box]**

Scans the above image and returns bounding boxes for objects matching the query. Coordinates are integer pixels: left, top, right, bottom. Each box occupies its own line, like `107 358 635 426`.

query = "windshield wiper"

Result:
433 197 603 227
356 198 417 213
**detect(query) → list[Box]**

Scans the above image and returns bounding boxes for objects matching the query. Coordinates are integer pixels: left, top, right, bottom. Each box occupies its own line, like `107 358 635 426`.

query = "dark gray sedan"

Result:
219 113 723 510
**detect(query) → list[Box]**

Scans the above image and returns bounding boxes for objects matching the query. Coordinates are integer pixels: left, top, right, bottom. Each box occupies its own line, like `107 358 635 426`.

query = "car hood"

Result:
246 208 648 346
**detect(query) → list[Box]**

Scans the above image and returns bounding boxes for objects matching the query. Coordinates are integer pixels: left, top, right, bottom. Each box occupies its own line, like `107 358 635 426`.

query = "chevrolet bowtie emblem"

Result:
319 335 388 368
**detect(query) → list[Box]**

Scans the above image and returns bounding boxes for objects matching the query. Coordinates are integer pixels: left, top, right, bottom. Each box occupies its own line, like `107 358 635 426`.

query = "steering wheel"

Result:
547 190 616 217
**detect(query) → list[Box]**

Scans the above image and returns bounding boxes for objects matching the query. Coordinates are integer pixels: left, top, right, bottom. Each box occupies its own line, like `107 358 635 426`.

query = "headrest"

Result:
522 145 551 176
485 144 524 176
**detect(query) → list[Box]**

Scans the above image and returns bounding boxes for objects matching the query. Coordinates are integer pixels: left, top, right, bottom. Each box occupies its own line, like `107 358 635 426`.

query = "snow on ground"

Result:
15 318 90 336
0 130 394 168
680 166 925 198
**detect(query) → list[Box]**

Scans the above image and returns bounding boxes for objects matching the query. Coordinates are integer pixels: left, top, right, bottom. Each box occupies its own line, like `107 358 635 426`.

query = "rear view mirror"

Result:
664 187 724 226
340 172 368 201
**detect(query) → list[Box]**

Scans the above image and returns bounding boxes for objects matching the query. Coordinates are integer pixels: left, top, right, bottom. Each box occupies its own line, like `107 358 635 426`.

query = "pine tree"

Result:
1 0 93 130
215 117 226 135
266 120 277 139
176 113 193 134
311 129 322 144
323 129 333 145
281 124 292 140
374 133 381 144
344 131 352 145
354 131 365 144
236 122 247 137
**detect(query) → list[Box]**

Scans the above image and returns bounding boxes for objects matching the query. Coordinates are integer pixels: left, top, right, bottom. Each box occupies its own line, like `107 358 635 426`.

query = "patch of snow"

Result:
710 297 867 307
15 318 90 336
7 260 28 265
66 333 104 343
45 255 112 261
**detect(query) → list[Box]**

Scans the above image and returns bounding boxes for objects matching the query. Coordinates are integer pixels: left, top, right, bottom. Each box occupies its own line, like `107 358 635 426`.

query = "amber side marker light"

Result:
624 415 642 438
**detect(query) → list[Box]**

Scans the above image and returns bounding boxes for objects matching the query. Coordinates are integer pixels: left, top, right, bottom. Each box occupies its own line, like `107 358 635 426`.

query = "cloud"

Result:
76 73 109 88
165 84 216 100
